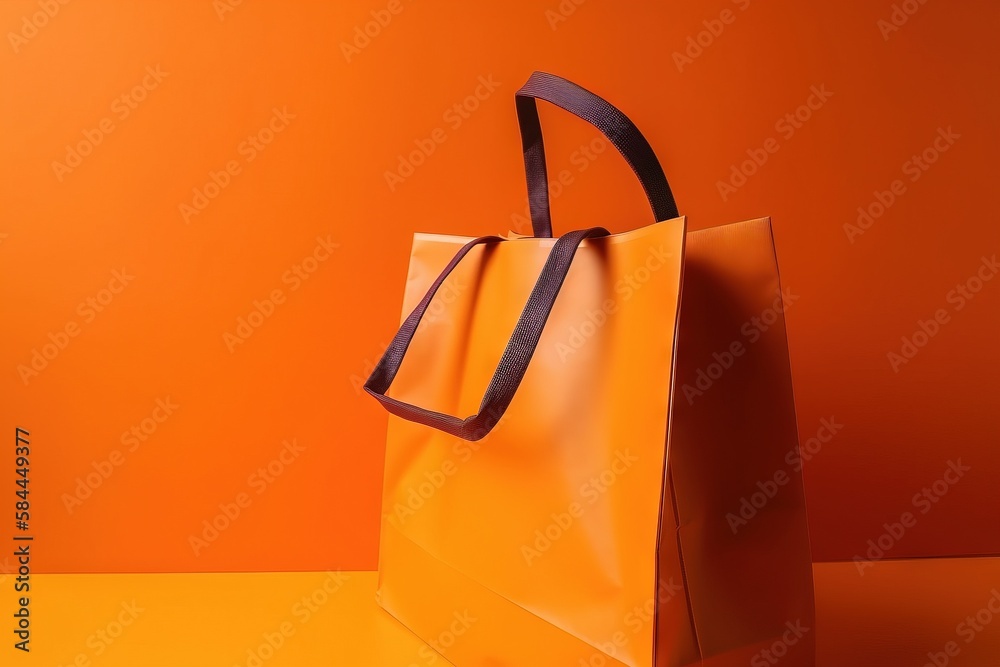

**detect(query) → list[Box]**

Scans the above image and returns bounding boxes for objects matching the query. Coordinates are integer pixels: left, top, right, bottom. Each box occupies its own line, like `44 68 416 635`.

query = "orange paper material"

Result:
375 216 813 666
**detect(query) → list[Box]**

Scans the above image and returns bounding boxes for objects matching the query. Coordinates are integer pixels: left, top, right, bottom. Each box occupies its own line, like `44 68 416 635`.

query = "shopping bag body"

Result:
375 217 814 666
366 71 814 667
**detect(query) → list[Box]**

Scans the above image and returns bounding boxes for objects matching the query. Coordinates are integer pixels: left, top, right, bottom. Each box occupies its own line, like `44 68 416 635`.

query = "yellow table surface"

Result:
5 558 998 666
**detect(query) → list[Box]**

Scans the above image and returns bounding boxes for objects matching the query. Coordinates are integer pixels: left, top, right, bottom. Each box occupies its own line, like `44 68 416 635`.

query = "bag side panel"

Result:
663 218 815 666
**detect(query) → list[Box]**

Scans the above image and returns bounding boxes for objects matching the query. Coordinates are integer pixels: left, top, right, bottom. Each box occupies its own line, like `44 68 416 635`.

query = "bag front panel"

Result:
378 219 686 666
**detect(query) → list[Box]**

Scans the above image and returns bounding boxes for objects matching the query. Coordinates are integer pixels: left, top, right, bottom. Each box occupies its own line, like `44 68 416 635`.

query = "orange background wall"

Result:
1 0 996 573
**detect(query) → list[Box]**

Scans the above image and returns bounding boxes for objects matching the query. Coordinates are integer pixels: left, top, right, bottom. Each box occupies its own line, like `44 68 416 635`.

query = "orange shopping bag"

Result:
365 72 814 667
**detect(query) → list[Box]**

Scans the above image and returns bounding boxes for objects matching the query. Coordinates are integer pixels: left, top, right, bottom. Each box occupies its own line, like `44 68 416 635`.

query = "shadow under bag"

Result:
366 71 815 667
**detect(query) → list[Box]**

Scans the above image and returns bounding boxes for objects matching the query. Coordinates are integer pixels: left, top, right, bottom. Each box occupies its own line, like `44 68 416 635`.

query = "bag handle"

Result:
516 71 679 238
365 227 610 441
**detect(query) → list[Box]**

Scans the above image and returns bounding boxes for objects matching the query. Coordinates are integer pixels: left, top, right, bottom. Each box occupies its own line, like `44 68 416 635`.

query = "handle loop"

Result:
515 71 678 238
365 227 610 440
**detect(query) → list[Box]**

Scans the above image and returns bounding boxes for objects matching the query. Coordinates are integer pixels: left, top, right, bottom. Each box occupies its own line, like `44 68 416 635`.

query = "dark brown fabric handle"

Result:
365 227 609 441
516 71 679 238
